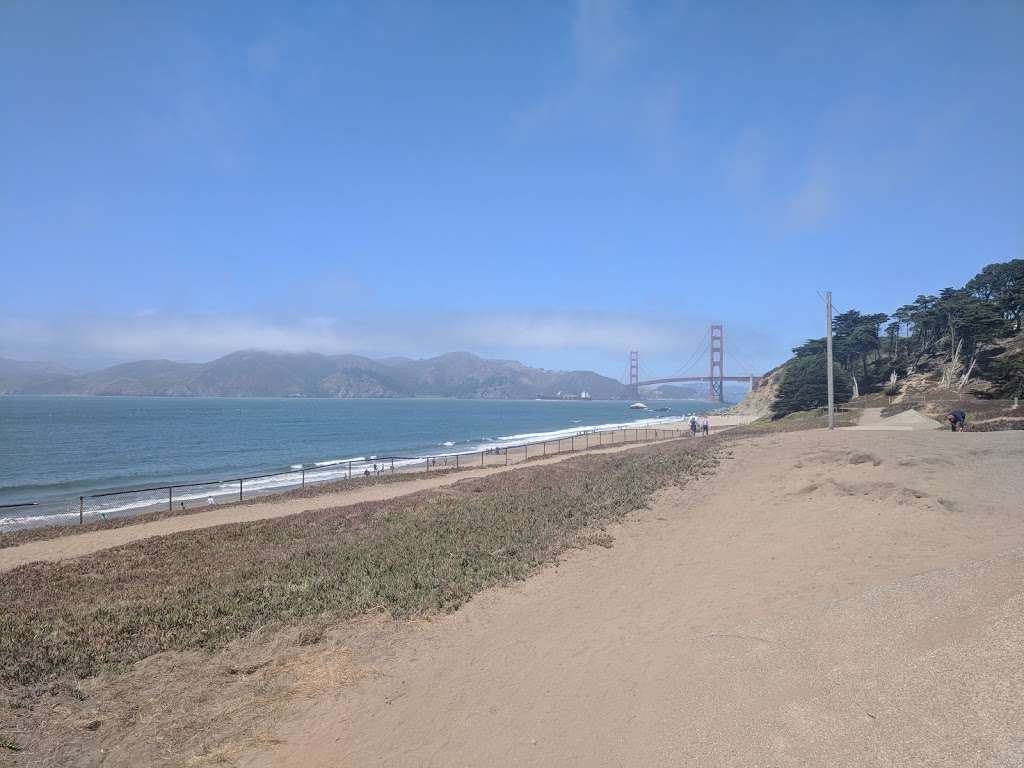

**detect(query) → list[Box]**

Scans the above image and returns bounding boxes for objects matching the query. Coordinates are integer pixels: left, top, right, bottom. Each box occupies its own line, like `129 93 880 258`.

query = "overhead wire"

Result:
817 290 850 316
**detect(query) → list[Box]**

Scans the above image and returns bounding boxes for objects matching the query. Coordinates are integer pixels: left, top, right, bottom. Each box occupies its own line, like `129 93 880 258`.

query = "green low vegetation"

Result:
0 438 718 685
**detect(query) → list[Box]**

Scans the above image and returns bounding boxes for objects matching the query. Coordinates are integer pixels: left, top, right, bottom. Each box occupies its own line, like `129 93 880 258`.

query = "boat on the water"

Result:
629 402 648 410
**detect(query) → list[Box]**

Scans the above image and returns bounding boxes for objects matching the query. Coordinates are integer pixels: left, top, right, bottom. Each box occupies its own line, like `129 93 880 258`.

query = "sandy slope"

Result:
846 406 944 431
242 428 1024 768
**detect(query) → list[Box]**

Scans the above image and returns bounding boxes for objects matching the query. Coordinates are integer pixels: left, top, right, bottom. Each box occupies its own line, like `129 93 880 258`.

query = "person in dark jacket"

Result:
948 409 967 432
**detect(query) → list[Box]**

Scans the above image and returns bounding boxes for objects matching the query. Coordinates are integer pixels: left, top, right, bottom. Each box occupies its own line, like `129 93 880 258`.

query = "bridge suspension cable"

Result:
633 332 709 385
665 335 709 380
729 348 760 377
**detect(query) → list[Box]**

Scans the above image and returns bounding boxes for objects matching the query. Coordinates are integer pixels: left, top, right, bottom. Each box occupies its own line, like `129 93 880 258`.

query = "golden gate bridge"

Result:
627 324 762 402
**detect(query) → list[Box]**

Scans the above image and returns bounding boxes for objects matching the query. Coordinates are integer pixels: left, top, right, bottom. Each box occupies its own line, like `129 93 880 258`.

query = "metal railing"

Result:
1 422 699 534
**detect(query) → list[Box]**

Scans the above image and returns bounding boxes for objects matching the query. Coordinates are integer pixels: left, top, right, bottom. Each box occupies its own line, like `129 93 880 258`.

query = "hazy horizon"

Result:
0 346 758 391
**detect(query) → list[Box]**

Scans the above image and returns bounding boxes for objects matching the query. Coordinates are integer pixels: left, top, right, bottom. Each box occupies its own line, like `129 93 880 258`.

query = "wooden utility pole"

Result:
826 290 835 430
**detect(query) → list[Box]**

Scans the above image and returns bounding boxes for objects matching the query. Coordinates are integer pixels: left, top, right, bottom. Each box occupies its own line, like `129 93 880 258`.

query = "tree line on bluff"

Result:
771 259 1024 418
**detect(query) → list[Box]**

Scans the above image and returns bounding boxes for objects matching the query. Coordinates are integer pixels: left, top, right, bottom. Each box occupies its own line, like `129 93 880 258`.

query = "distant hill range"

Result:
0 351 632 400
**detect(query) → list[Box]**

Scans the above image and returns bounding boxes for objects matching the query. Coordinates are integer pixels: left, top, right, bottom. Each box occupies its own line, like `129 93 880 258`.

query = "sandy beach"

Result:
239 427 1024 767
6 419 1020 767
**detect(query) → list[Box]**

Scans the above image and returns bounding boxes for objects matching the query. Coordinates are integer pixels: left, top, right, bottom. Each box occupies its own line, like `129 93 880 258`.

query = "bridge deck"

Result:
637 376 759 386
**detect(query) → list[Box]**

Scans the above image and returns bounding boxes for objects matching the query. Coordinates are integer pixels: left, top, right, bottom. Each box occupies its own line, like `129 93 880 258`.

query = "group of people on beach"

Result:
689 415 710 436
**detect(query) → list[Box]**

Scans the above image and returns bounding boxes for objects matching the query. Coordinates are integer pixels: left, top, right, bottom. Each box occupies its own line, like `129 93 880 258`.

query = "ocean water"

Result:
0 396 721 526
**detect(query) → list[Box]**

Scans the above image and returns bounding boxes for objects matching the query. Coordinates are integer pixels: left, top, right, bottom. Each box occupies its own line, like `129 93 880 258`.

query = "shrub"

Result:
988 352 1024 399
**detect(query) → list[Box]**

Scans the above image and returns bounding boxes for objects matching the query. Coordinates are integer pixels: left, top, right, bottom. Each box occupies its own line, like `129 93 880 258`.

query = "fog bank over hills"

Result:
0 350 635 400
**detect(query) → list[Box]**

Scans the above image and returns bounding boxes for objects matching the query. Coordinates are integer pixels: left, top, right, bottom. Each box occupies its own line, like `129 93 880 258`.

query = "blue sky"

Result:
2 1 1022 380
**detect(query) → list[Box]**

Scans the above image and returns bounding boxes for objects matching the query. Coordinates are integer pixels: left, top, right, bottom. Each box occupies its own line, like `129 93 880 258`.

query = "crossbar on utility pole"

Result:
826 290 835 430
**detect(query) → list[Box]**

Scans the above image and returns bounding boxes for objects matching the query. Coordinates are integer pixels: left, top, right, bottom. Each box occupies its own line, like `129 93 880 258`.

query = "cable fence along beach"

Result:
0 422 696 534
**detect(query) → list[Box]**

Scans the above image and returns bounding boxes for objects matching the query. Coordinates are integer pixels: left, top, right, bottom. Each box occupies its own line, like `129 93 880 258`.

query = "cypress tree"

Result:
771 354 852 418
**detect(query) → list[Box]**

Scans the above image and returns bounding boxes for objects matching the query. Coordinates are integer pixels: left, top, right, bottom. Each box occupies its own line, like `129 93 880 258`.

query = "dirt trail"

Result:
242 429 1024 767
0 428 703 573
846 406 942 431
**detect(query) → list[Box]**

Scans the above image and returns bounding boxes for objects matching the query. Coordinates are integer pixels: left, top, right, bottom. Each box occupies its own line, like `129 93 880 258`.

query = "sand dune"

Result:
241 428 1024 767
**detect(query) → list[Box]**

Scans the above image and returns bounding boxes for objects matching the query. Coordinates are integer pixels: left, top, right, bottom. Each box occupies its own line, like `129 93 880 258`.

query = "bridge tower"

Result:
628 350 639 397
709 325 724 402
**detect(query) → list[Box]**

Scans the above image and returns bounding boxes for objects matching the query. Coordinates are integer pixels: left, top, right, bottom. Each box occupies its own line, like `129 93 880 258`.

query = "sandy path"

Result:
856 406 887 426
845 406 942 431
243 428 1024 767
0 426 710 573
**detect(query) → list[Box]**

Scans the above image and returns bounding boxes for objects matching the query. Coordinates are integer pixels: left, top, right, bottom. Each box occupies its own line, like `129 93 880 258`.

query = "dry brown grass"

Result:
967 417 1024 431
881 397 1021 426
727 408 858 436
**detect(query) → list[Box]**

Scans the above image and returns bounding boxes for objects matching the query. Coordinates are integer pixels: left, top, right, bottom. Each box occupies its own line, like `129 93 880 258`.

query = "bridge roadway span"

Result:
637 375 761 387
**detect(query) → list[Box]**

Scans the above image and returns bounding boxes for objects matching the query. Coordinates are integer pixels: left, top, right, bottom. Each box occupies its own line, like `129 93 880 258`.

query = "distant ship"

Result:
629 402 648 410
535 390 592 401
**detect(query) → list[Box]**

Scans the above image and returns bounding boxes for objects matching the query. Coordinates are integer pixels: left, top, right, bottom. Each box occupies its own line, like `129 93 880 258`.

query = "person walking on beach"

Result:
690 416 698 436
701 416 710 436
